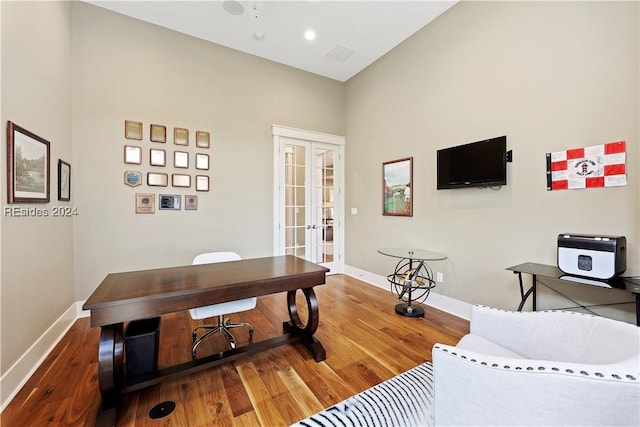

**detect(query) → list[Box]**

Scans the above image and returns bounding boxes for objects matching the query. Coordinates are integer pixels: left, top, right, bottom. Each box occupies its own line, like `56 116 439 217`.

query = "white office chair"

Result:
189 252 256 359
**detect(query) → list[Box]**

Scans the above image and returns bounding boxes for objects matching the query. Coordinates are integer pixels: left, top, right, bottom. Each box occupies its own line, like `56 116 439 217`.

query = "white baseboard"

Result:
344 264 472 321
0 301 84 412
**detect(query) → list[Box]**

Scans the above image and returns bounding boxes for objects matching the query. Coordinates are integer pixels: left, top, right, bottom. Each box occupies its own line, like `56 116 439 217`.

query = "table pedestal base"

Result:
395 303 425 318
94 286 326 425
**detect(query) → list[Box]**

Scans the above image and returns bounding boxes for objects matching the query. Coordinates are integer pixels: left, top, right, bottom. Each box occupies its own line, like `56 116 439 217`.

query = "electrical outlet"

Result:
436 272 444 283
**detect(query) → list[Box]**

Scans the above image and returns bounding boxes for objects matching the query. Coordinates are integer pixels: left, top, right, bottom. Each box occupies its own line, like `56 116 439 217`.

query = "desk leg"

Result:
515 272 537 312
283 288 326 362
635 293 640 327
532 274 537 311
96 323 124 426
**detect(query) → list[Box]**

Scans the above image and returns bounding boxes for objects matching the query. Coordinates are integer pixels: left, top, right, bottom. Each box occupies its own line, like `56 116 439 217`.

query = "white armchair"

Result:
433 305 640 426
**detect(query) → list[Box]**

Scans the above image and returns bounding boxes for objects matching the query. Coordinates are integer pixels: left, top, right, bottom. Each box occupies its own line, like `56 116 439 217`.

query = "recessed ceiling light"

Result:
304 29 316 41
223 0 244 16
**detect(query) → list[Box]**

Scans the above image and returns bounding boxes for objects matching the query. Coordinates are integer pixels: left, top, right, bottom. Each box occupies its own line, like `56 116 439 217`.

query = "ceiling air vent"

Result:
326 44 356 63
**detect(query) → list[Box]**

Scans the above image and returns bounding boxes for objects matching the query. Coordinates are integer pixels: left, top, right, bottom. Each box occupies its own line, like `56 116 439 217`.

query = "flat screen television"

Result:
437 135 508 190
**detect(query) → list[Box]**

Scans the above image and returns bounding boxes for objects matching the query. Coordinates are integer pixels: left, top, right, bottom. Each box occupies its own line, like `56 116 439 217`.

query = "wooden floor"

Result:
1 274 469 427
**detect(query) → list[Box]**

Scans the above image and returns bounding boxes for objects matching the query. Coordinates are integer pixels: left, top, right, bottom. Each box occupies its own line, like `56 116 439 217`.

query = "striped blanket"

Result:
291 362 434 427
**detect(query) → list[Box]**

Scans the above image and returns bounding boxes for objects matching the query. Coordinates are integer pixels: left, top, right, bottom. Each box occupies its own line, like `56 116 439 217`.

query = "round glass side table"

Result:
378 248 447 318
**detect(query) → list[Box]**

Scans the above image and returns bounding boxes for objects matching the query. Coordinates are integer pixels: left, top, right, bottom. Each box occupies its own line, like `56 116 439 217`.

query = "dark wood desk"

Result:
83 255 329 425
507 262 640 325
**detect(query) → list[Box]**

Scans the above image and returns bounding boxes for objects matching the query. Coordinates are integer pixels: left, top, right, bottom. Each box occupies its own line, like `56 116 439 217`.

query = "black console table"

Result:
507 262 640 326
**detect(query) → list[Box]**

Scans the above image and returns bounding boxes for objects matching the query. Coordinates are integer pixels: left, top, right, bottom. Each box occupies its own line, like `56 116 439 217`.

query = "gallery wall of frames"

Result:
123 120 211 214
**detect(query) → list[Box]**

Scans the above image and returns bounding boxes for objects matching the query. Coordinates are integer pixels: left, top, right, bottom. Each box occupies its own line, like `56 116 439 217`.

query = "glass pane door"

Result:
314 147 334 264
284 144 307 259
280 139 339 271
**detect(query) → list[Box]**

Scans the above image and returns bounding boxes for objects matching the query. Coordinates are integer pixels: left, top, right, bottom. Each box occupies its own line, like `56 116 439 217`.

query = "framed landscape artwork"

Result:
7 121 50 203
383 157 413 217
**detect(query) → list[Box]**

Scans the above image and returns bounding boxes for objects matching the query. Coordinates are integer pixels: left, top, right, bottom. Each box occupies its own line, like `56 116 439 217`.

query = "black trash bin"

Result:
124 317 161 378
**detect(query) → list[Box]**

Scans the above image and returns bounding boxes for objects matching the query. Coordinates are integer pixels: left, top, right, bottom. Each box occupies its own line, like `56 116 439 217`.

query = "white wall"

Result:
345 1 639 322
1 1 74 374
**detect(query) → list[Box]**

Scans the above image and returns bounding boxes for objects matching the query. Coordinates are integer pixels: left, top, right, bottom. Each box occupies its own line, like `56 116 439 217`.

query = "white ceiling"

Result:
86 1 457 82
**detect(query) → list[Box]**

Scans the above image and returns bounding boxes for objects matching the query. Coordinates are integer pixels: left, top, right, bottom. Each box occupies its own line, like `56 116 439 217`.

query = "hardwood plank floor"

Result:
1 274 469 426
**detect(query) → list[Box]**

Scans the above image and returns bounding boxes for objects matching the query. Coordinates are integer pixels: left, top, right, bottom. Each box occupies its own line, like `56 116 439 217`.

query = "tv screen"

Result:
437 136 507 189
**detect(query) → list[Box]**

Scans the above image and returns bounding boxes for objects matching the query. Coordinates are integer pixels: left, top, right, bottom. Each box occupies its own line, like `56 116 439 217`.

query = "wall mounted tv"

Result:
437 135 509 190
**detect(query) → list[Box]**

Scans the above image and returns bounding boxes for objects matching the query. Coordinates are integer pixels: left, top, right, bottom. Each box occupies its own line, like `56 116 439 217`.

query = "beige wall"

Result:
0 1 344 377
2 0 638 383
1 1 74 373
70 3 345 300
345 1 639 322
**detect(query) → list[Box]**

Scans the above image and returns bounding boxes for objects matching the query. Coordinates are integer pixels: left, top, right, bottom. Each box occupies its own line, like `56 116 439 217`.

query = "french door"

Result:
273 126 344 273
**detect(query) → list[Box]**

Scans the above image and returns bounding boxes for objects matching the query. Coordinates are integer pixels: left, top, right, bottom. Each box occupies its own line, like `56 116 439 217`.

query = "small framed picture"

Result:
150 124 167 143
124 145 142 164
195 175 209 192
195 153 209 170
185 195 198 210
125 120 143 140
7 121 50 203
147 172 168 187
172 174 191 188
196 131 210 148
135 193 155 214
174 127 189 146
174 151 189 168
124 171 142 187
150 148 166 167
58 160 71 201
159 194 181 210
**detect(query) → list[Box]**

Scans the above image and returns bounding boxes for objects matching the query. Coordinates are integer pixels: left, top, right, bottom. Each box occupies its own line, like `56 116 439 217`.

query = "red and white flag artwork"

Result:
546 141 627 191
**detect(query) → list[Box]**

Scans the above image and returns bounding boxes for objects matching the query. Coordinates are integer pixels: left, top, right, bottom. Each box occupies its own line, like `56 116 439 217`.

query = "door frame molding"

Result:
272 125 345 273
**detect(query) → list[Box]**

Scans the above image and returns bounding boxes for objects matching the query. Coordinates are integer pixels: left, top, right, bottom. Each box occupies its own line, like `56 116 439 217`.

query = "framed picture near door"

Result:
383 157 413 217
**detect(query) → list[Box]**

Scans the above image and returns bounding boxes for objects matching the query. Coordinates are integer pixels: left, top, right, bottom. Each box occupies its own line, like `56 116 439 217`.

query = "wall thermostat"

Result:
159 194 181 210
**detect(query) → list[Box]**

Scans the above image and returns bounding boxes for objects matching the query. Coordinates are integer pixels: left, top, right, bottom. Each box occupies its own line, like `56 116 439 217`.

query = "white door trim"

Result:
272 125 345 146
272 125 345 273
